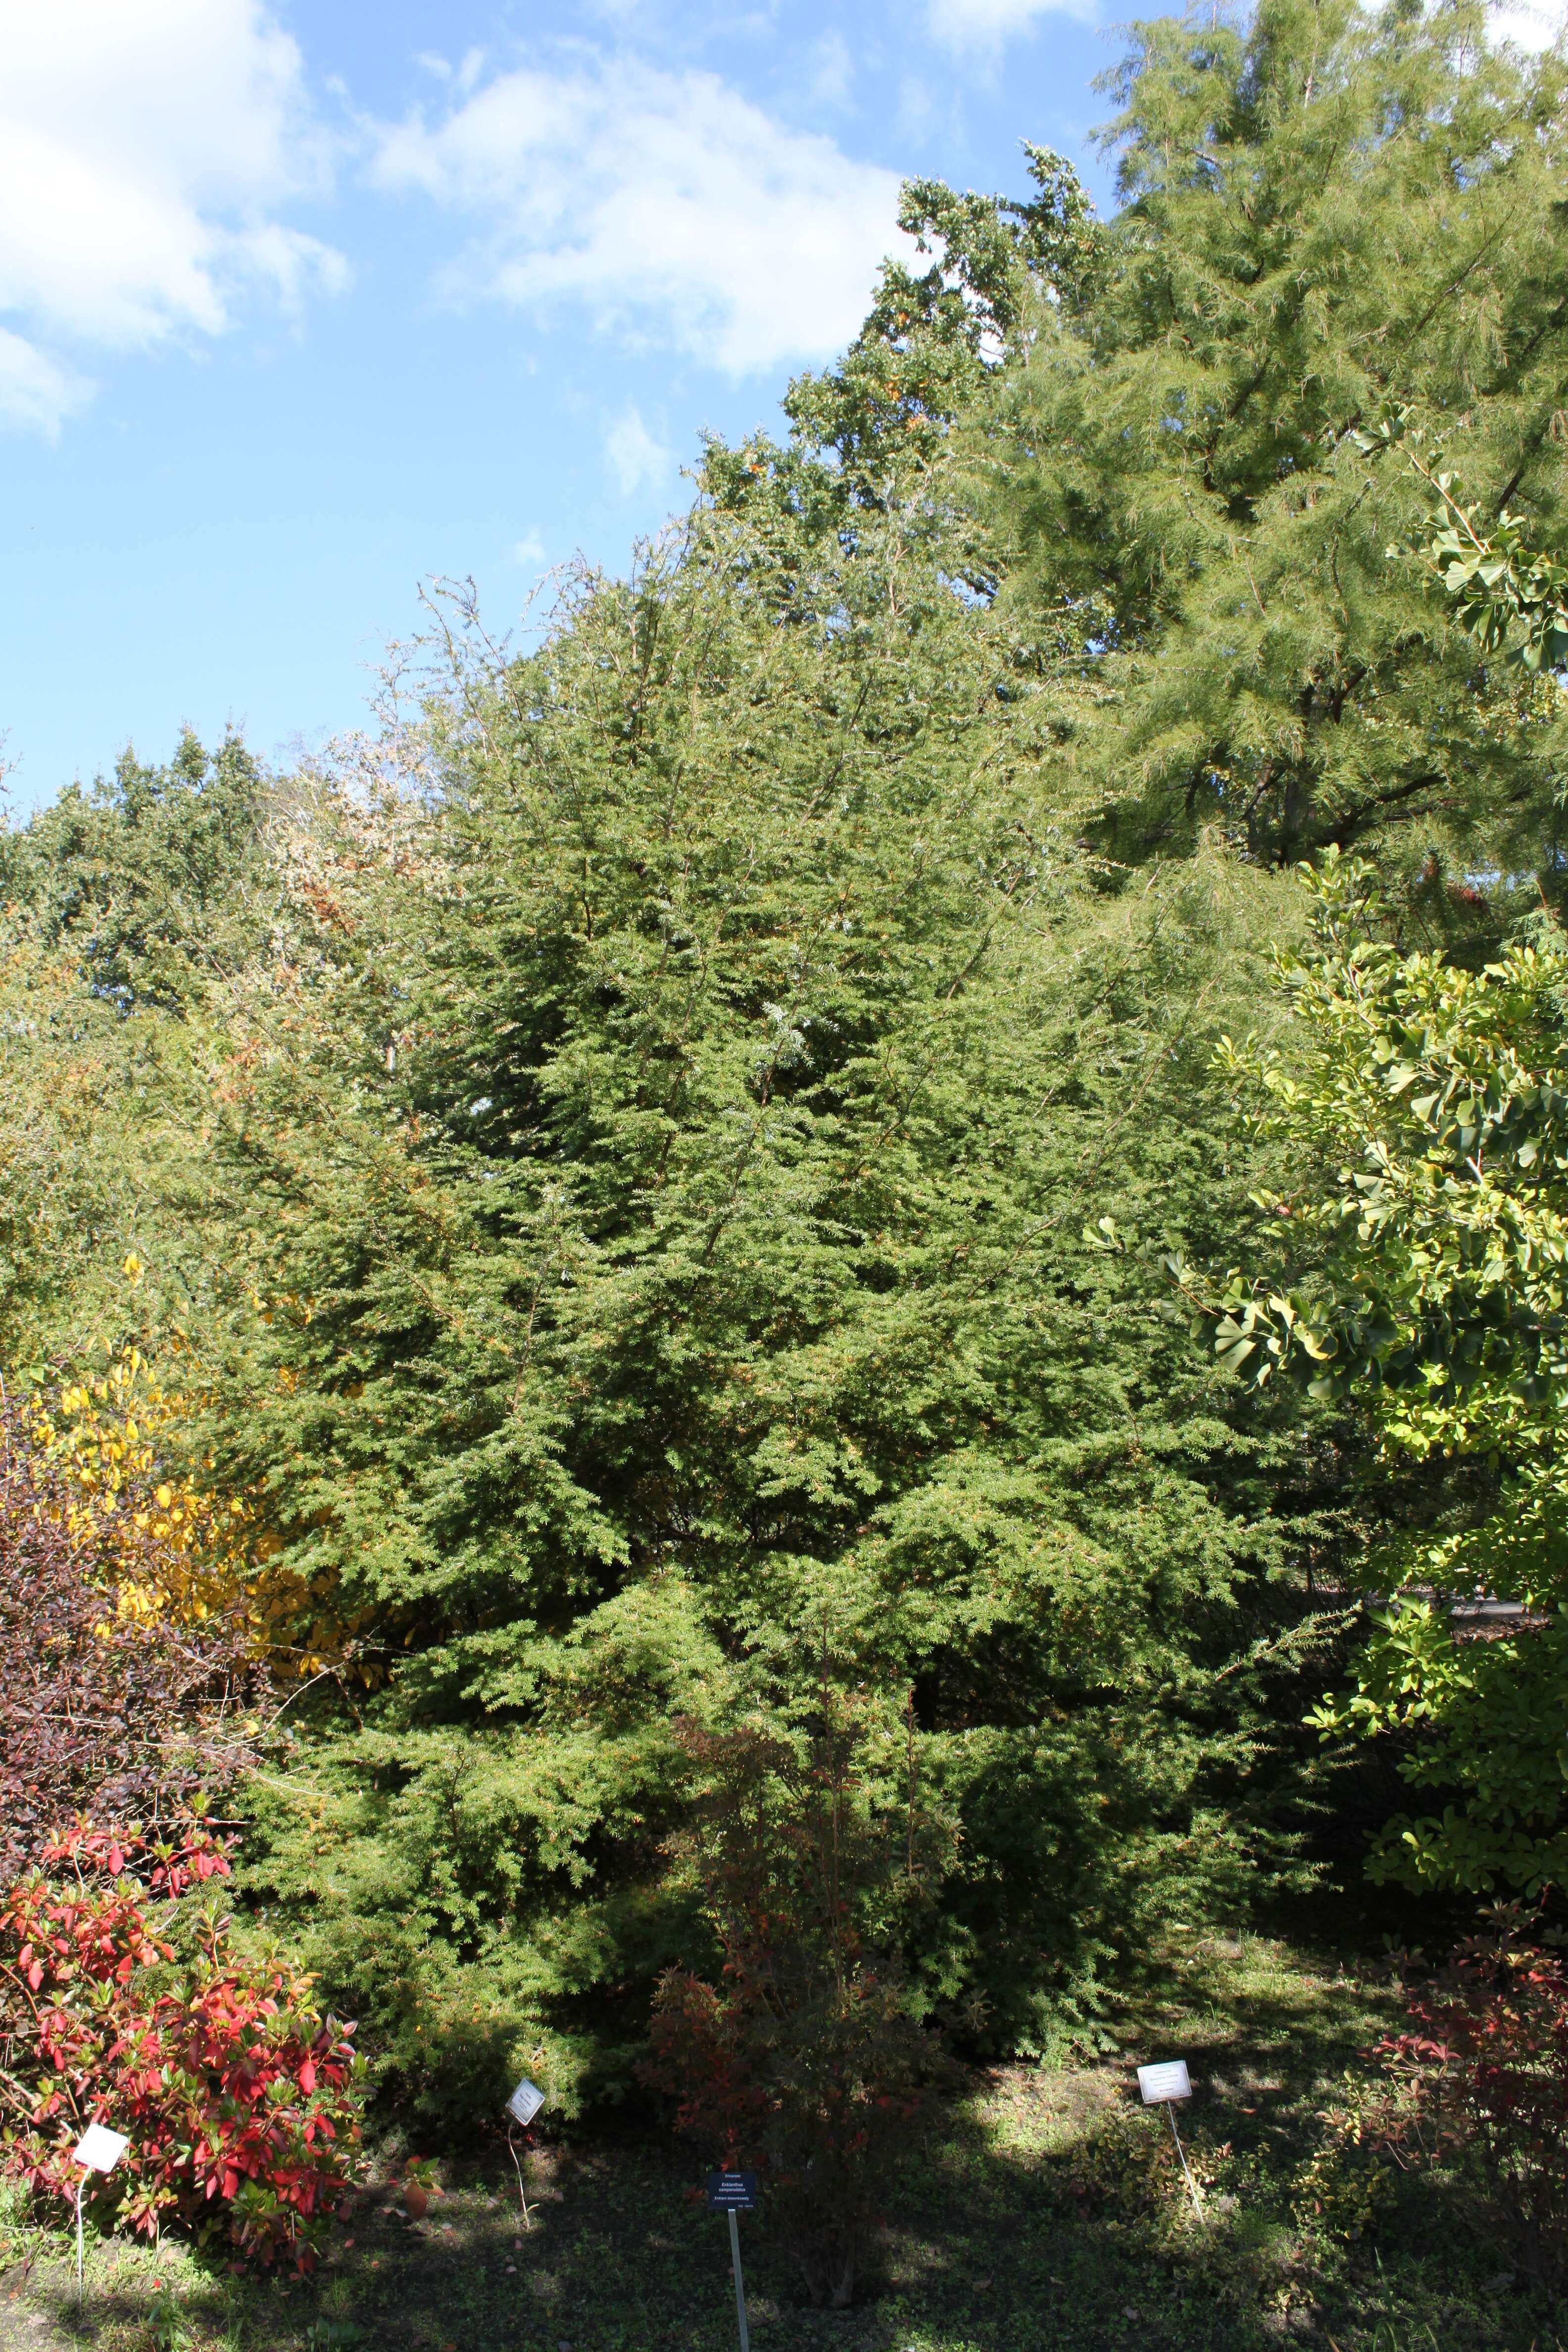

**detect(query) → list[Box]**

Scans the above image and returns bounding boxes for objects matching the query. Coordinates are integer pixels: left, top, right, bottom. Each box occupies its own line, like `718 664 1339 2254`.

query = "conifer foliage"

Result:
984 0 1568 878
3 0 1568 2174
190 514 1312 2113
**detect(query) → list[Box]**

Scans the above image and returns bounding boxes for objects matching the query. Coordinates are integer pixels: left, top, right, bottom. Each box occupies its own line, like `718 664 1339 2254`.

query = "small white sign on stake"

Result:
1135 2058 1206 2224
1137 2059 1192 2106
71 2123 129 2308
504 2078 545 2232
74 2125 129 2172
506 2078 544 2128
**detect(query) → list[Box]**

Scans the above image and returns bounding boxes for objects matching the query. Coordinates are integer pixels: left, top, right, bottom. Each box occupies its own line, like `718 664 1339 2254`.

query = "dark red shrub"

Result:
639 1697 946 2309
0 1820 362 2269
1371 1911 1568 2290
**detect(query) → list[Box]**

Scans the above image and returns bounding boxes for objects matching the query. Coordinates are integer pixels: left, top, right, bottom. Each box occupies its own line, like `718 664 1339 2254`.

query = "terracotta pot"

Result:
404 2183 429 2220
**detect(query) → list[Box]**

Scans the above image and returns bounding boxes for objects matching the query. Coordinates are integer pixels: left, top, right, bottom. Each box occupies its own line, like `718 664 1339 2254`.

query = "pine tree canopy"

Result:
991 0 1568 877
731 0 1568 893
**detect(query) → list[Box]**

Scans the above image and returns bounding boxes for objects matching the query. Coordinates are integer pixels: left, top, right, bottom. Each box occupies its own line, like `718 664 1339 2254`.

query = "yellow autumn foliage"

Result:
36 1320 350 1678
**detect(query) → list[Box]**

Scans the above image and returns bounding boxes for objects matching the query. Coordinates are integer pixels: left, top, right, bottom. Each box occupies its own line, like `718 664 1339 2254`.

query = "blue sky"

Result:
0 0 1550 814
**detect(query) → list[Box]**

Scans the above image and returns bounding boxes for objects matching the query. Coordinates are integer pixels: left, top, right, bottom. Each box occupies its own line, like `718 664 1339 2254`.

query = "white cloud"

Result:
927 0 1095 45
1489 0 1566 44
508 529 547 566
0 0 345 434
604 404 673 497
0 328 90 439
368 56 914 377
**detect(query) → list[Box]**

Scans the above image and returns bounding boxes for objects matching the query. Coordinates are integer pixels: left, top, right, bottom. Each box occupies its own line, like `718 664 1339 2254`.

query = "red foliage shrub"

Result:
639 1702 945 2309
0 1396 260 1874
1371 1911 1568 2290
0 1820 362 2268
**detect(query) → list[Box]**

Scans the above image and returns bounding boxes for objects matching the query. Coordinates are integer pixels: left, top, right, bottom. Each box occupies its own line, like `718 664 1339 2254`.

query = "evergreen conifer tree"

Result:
980 0 1568 885
162 511 1336 2114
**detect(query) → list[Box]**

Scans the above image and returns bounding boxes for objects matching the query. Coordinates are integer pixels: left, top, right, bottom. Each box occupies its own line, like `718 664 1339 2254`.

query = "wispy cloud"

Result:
368 54 913 377
604 404 672 497
0 329 91 440
0 0 346 435
807 33 855 107
927 0 1096 48
414 48 487 94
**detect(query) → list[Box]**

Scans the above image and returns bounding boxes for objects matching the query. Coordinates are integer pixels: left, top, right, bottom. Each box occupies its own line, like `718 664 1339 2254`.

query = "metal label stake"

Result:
503 2078 544 2233
1136 2058 1206 2224
728 2207 751 2352
506 2130 532 2230
706 2170 757 2352
1165 2101 1206 2224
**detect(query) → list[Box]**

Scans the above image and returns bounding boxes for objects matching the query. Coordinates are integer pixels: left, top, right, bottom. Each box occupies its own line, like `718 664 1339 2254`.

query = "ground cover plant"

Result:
1368 1913 1568 2297
0 1933 1558 2352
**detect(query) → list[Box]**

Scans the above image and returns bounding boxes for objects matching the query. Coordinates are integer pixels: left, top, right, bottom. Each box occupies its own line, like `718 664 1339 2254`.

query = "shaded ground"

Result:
0 1933 1555 2352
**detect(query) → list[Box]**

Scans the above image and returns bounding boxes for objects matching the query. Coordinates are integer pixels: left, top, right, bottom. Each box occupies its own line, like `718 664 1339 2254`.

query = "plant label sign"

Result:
73 2125 128 2172
1137 2059 1192 2106
71 2123 128 2312
706 2170 758 2211
506 2078 544 2127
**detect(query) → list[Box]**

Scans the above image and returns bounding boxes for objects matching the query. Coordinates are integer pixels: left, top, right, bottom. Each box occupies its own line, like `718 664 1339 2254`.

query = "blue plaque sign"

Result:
706 2169 758 2211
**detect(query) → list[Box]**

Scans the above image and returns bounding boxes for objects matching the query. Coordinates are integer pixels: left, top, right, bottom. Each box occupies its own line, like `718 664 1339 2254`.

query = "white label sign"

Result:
73 2125 129 2172
506 2078 544 2127
1137 2060 1192 2106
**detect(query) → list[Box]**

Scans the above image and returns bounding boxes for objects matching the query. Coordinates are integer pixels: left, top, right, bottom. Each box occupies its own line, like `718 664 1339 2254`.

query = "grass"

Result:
0 1930 1557 2352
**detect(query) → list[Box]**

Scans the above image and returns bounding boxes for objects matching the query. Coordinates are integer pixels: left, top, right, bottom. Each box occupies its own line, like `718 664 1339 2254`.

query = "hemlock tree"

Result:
10 0 1551 2120
166 509 1330 2119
